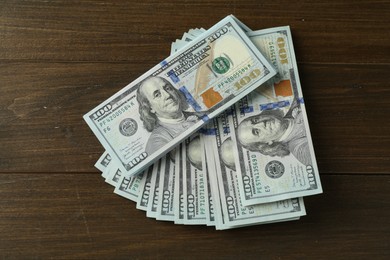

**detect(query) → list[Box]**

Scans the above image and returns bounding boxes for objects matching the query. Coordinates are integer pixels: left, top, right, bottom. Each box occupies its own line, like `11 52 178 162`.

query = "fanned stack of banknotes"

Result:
85 15 323 230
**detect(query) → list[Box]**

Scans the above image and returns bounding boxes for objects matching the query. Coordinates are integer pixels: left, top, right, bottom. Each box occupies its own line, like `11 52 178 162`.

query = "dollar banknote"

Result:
104 164 122 187
95 151 112 178
92 23 322 230
187 28 206 37
146 160 162 218
156 153 177 221
84 15 277 178
136 167 154 211
229 26 322 205
182 133 209 225
203 134 225 228
204 150 216 226
114 172 144 202
170 14 252 54
205 110 306 229
173 143 185 224
171 28 206 55
171 30 227 227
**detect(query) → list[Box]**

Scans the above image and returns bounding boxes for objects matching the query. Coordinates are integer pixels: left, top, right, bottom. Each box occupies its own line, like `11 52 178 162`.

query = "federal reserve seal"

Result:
265 161 285 179
212 57 230 74
119 118 138 137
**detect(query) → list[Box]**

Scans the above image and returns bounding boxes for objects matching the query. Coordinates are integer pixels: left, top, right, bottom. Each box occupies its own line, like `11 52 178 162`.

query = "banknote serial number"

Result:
92 96 136 121
250 154 265 194
215 64 252 90
208 194 214 219
91 101 136 134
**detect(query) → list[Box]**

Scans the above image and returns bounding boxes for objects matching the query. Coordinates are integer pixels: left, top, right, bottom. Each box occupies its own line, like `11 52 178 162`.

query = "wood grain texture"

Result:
0 174 389 259
0 1 388 63
0 0 389 258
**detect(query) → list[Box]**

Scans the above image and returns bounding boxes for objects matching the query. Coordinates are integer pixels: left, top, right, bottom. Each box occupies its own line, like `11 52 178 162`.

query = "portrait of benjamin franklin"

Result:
136 76 199 156
237 107 312 165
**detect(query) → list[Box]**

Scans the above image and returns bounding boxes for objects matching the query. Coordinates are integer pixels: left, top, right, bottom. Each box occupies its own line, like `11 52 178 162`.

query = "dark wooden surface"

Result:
1 1 389 259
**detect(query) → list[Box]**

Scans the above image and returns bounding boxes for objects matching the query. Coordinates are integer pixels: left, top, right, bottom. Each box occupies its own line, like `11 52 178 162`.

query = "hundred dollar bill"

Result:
171 29 206 55
188 28 206 37
114 172 144 202
136 167 154 211
208 110 306 228
83 15 276 178
101 162 112 181
156 152 177 221
204 121 302 230
203 131 226 229
170 37 191 56
174 143 185 224
182 133 208 225
95 151 112 177
146 160 162 218
203 145 216 226
104 164 122 186
171 17 250 59
230 26 322 205
96 151 128 182
171 31 210 225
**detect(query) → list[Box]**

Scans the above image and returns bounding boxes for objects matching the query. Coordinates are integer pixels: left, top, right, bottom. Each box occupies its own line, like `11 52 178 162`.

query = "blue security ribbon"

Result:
160 60 168 67
168 70 180 83
201 114 210 123
260 100 291 111
199 128 217 135
179 86 202 112
240 105 254 114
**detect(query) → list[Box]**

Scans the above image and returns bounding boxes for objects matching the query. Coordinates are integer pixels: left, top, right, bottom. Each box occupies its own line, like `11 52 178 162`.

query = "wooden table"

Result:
1 1 389 258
